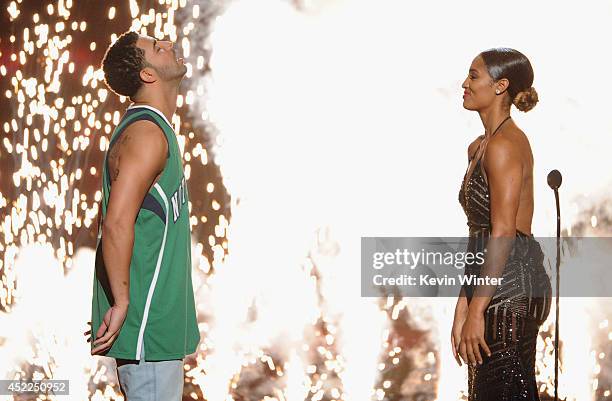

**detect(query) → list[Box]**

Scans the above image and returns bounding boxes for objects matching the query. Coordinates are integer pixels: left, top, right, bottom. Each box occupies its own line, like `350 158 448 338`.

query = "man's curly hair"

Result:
102 31 147 100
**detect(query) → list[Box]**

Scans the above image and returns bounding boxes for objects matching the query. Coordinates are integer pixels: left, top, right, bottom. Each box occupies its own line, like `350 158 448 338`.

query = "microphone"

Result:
547 169 562 190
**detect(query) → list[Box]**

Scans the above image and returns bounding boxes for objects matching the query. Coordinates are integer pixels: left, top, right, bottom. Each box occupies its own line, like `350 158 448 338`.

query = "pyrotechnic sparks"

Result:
1 0 226 399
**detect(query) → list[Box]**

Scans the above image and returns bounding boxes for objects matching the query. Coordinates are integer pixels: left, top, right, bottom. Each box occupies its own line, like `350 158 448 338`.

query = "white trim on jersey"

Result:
127 104 174 131
135 183 169 360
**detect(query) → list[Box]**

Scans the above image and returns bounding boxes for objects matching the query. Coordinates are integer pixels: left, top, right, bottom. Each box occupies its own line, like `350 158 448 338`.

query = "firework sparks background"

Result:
1 0 611 400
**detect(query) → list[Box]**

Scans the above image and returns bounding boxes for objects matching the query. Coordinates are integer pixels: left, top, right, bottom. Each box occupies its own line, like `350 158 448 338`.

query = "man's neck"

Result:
132 85 180 123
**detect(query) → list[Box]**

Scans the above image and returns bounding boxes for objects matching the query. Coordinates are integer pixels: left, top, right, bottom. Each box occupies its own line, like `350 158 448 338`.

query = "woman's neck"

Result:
479 107 511 138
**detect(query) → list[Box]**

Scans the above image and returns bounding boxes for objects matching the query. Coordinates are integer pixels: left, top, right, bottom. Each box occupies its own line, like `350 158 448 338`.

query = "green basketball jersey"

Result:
91 104 200 361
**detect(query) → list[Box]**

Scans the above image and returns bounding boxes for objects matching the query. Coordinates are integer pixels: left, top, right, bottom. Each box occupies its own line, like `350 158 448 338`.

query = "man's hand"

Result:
90 304 129 355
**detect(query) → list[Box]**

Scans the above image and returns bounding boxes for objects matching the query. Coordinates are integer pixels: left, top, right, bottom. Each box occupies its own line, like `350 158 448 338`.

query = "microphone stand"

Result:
547 170 562 401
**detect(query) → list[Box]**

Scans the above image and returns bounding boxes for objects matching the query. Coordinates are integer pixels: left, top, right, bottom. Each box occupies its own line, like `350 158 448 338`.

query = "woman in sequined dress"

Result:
451 48 552 401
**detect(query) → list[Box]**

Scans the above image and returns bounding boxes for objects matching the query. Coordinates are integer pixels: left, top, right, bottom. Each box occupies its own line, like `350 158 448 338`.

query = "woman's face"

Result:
462 56 496 111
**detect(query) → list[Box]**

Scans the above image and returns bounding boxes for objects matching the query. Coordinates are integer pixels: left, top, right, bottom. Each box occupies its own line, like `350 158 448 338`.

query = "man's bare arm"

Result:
102 120 168 306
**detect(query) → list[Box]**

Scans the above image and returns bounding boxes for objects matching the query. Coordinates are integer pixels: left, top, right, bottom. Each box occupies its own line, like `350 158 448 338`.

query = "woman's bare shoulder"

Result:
485 132 522 165
467 134 485 160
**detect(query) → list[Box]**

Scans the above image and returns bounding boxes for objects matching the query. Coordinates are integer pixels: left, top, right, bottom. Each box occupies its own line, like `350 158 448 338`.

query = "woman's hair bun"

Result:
513 86 538 112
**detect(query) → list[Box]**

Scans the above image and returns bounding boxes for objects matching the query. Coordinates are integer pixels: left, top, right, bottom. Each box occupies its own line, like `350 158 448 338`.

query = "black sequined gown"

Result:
458 155 552 401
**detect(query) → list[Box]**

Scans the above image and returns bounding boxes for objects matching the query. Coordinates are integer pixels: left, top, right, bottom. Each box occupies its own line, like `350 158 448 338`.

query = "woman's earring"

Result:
495 89 500 94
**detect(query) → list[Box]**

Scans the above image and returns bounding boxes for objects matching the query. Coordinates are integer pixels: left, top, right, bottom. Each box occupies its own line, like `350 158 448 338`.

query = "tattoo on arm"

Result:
108 133 132 182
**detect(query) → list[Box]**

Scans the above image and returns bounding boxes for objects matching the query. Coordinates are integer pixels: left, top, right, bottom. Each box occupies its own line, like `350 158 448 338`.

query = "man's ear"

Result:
139 66 156 84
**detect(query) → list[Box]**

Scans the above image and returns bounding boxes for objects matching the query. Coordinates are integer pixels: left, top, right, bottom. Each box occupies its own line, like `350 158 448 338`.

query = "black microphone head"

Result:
547 169 562 190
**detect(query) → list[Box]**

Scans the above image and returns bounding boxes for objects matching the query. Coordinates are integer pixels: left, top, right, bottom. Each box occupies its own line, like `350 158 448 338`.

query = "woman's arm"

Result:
467 137 523 315
457 285 468 309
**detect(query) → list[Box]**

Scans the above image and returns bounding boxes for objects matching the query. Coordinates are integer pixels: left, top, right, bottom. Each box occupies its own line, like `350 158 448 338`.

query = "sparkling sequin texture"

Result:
458 157 552 401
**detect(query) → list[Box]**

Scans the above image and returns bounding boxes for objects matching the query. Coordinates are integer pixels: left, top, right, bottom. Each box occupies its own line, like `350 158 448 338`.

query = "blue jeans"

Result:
115 340 184 401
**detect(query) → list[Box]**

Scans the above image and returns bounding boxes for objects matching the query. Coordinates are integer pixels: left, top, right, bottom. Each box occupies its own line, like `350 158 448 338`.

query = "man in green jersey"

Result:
85 31 200 400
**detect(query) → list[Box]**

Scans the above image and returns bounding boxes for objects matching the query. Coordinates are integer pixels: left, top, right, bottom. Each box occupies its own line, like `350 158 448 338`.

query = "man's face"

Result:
137 35 186 82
